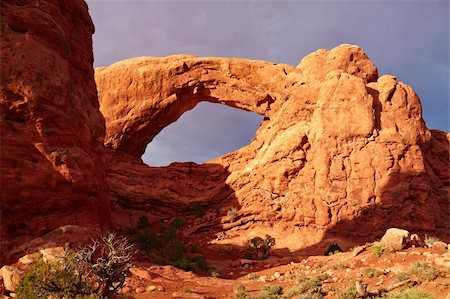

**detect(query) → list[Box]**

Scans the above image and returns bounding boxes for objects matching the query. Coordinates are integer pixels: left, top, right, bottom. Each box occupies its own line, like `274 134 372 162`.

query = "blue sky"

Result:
87 0 449 166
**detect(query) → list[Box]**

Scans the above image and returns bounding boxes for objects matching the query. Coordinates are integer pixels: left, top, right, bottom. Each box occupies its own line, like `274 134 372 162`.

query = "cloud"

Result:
87 0 449 165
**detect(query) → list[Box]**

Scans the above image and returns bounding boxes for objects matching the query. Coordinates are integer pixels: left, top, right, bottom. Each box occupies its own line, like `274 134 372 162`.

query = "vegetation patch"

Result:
371 244 385 257
384 288 437 299
362 267 386 278
245 235 276 260
16 233 134 299
128 216 209 273
408 262 440 282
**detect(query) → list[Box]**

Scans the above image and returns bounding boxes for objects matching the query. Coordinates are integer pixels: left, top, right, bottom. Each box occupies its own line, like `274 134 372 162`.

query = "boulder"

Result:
380 228 410 251
0 265 23 292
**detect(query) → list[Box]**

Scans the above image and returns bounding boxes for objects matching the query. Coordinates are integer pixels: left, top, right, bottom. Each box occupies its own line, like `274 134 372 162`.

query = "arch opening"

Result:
141 102 264 166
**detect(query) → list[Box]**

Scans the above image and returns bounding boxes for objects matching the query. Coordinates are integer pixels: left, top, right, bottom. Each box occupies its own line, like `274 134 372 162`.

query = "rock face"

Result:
96 44 449 246
0 0 109 263
1 0 448 263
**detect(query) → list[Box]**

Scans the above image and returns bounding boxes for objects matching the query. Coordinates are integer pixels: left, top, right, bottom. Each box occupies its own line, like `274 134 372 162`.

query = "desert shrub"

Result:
181 286 194 293
210 271 221 278
424 234 442 246
362 267 385 278
385 288 437 299
79 232 135 296
16 232 134 299
246 235 276 259
171 218 185 229
296 276 322 294
372 244 385 257
16 254 97 299
409 262 440 282
393 271 411 282
247 273 260 280
163 237 185 261
337 282 358 299
324 243 342 256
235 284 248 299
257 285 282 298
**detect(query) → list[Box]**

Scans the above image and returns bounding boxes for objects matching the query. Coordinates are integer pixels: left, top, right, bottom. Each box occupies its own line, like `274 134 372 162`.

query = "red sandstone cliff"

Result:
0 0 110 264
0 0 448 264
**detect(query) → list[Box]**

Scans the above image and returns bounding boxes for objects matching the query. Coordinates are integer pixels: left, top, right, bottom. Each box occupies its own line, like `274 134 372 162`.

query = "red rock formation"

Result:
0 0 109 264
96 45 449 248
1 0 448 264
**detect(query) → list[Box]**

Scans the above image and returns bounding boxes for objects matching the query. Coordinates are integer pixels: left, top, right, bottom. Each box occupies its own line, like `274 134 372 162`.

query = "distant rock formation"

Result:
1 0 448 264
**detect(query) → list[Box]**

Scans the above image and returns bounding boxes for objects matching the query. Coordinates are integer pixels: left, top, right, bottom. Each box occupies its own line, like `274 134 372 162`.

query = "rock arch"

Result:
95 45 378 157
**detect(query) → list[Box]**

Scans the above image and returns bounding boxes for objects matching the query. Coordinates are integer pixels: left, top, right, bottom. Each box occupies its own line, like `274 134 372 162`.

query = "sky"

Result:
87 0 449 166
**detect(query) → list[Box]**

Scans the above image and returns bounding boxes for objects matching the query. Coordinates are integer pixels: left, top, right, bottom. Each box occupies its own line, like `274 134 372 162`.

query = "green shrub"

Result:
16 255 97 299
385 288 437 299
16 232 134 299
393 271 411 282
171 218 185 229
372 244 385 257
181 286 194 293
235 284 248 299
324 243 342 256
246 273 260 280
246 235 276 260
163 237 185 261
129 228 162 251
362 267 385 278
283 287 300 298
409 262 440 282
297 276 322 294
258 284 282 298
338 282 358 299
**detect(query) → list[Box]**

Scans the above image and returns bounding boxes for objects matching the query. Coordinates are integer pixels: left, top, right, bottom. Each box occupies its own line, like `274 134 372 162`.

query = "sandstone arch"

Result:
95 45 378 157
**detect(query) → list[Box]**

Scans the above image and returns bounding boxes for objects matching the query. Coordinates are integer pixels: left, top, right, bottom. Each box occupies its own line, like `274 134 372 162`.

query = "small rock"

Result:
240 259 255 265
360 258 367 262
118 286 130 294
18 253 39 265
40 246 65 261
273 272 281 279
258 275 268 282
352 245 366 256
135 287 145 294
